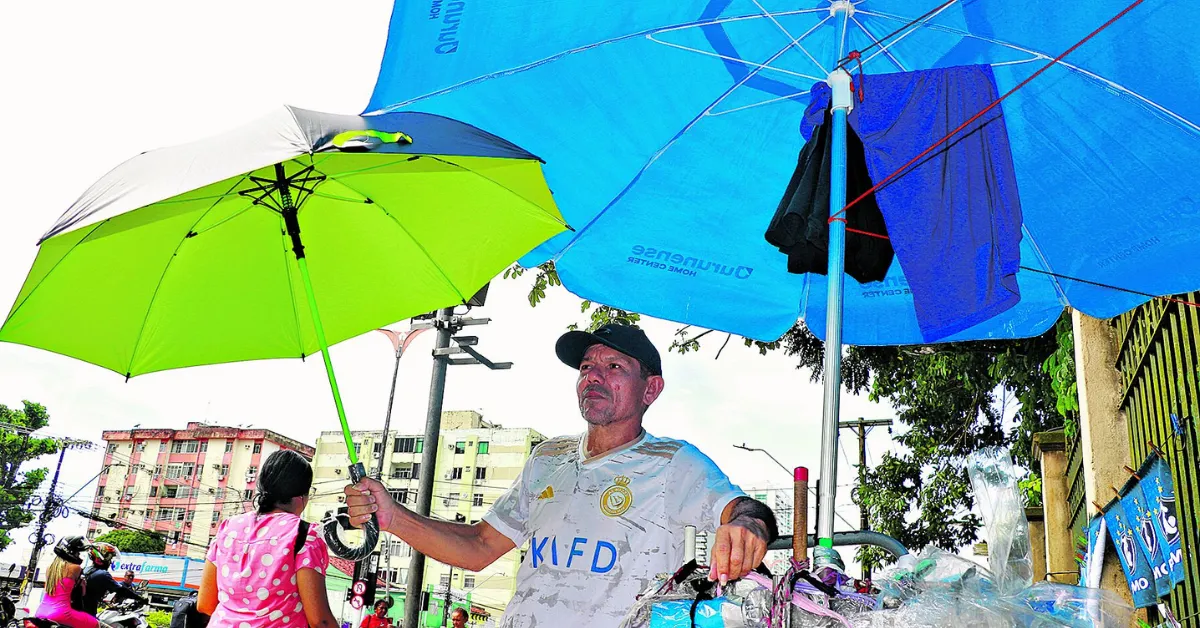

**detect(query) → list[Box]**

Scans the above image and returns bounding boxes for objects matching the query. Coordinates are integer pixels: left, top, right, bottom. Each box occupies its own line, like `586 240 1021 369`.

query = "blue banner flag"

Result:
1081 514 1105 586
1104 497 1156 608
1139 453 1185 587
1119 479 1172 597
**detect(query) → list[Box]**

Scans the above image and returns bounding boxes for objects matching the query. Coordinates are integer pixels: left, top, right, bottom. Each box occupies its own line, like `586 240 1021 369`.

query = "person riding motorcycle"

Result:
30 536 98 628
77 543 146 617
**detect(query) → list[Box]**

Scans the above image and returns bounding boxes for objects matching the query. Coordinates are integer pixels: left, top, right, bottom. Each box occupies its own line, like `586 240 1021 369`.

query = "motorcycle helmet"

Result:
87 541 120 570
53 535 87 564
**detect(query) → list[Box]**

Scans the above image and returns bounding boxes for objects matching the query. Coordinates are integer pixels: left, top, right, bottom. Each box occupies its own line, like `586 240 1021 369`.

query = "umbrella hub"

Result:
238 162 327 259
828 0 854 18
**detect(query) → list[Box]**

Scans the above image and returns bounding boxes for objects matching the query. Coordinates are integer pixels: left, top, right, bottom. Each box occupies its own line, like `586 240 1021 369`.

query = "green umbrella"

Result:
1 106 569 558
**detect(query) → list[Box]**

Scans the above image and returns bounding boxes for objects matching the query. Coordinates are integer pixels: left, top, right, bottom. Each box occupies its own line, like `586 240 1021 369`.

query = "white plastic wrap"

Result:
967 447 1034 595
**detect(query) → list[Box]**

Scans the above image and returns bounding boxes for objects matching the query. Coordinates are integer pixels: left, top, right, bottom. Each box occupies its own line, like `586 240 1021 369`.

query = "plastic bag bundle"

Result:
967 447 1034 595
620 561 773 628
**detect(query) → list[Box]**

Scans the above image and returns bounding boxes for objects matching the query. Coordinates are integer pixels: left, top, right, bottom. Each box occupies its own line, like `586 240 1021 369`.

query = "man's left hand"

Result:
708 517 769 584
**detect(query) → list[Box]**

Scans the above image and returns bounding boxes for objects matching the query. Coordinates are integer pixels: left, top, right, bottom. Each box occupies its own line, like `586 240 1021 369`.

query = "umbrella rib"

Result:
316 173 468 306
323 156 569 229
850 16 907 72
2 222 106 329
556 37 798 258
748 0 828 74
122 177 249 377
369 9 827 113
857 9 1200 135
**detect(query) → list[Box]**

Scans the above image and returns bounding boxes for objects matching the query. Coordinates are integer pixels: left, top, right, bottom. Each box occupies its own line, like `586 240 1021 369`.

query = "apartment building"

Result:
306 411 544 618
89 422 315 558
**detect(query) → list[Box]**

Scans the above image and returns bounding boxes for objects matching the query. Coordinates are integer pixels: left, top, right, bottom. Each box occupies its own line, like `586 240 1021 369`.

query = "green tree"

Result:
510 263 1072 568
0 401 60 552
94 529 167 554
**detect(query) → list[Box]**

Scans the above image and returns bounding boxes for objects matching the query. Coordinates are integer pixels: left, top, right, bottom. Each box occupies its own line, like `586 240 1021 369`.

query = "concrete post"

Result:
1025 507 1048 582
1032 431 1074 582
1071 310 1140 614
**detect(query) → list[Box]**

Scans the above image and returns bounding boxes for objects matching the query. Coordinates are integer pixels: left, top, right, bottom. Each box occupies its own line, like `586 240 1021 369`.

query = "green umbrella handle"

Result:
281 163 380 561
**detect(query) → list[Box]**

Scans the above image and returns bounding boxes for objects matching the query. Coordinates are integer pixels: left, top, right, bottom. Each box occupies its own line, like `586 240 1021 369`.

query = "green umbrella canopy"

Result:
0 106 569 378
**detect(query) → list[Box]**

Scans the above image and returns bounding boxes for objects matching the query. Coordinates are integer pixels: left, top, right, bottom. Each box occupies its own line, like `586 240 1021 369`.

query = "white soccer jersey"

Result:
482 431 745 628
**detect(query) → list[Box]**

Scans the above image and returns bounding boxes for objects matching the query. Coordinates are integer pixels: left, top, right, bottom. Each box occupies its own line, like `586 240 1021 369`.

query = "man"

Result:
450 607 469 628
359 600 392 628
345 324 776 627
121 570 136 589
79 542 147 616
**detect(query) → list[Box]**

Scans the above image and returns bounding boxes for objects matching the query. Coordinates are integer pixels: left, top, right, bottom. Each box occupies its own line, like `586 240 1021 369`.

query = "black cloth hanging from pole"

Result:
764 108 893 283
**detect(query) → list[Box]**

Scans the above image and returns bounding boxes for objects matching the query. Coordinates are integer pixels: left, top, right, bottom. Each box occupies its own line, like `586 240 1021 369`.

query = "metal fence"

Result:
1114 293 1200 624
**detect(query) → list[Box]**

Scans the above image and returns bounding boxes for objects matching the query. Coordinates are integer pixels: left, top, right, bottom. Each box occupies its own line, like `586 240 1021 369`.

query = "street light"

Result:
373 326 428 606
374 327 430 479
732 443 859 531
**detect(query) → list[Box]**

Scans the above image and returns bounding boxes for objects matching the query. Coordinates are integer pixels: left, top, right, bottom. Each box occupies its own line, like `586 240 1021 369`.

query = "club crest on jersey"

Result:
600 476 633 517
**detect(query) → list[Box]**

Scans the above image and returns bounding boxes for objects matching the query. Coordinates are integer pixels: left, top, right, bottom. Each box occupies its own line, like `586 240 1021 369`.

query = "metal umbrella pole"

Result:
816 3 855 556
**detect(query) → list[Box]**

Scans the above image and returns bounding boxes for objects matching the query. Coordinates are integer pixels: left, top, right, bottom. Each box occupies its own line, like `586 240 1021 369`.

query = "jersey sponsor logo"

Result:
600 476 633 517
537 486 555 500
530 535 618 573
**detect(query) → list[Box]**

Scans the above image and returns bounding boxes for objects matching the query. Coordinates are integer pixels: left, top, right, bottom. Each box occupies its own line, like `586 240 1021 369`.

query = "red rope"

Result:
828 0 1147 225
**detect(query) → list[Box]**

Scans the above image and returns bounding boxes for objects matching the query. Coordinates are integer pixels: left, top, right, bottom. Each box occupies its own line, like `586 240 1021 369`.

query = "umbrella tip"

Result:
124 373 131 383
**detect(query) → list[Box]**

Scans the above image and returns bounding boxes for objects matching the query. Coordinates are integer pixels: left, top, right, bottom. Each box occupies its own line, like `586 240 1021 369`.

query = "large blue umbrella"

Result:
365 0 1200 545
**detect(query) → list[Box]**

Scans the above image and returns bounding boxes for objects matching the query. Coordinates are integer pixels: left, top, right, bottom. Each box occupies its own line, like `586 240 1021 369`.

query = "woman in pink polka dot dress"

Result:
198 450 338 628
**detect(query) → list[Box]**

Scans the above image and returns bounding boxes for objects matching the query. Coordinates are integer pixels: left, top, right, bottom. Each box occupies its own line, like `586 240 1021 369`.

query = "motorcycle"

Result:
96 598 149 628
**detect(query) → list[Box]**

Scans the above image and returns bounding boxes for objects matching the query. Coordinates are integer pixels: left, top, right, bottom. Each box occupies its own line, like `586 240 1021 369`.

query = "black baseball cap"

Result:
555 324 663 376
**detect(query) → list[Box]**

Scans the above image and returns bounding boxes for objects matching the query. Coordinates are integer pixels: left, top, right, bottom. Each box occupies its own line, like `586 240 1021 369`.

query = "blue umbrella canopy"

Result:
364 0 1200 345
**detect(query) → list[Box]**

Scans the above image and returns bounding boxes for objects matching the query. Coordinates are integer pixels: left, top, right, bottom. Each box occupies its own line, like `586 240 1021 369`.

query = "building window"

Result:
394 437 415 453
154 464 163 476
477 441 489 455
372 442 382 456
224 441 233 453
246 466 258 483
412 463 420 480
243 489 253 501
439 575 450 589
211 511 220 523
199 441 208 453
187 510 196 521
136 442 146 453
473 493 484 507
450 467 463 480
150 486 158 497
253 442 262 454
145 509 154 520
475 467 487 481
172 440 200 454
353 442 361 454
454 441 466 454
463 576 476 589
159 442 167 452
107 444 117 453
446 493 460 507
219 464 229 478
416 439 424 453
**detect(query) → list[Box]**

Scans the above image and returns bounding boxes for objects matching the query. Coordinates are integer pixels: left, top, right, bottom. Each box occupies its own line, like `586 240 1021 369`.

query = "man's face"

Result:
123 574 134 585
451 611 467 628
576 344 664 425
374 604 387 617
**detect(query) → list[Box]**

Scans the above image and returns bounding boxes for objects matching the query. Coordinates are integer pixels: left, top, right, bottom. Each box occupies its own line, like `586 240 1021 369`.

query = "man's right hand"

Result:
344 478 402 530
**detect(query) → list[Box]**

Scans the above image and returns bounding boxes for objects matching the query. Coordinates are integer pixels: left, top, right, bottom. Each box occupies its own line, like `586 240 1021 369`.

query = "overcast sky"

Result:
0 1 896 564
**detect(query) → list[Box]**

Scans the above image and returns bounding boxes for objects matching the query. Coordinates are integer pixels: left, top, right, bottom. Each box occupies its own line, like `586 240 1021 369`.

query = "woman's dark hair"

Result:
255 449 313 514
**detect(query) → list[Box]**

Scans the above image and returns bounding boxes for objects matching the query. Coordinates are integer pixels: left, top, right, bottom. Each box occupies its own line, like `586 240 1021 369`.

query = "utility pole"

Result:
838 418 892 579
22 439 90 601
441 565 454 627
403 307 510 628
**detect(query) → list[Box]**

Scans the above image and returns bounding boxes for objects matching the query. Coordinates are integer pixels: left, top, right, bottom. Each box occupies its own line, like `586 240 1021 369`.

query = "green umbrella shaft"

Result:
297 252 358 466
